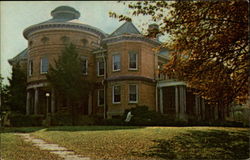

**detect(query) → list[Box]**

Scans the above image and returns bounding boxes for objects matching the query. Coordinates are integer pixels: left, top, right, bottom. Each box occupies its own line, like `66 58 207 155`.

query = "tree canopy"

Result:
7 63 27 114
47 43 91 123
110 0 249 108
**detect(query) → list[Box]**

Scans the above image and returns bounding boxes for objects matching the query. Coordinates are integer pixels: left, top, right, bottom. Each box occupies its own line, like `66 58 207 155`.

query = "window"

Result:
28 60 33 76
97 60 104 76
98 89 104 106
129 84 138 103
112 85 121 103
40 57 48 74
129 51 138 70
81 57 88 75
112 54 120 71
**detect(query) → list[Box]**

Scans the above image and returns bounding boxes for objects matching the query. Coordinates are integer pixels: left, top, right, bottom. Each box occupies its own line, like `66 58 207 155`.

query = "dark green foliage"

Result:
47 43 91 125
51 112 96 126
7 63 27 114
47 43 90 101
9 113 44 127
51 112 73 126
123 106 169 126
0 83 10 113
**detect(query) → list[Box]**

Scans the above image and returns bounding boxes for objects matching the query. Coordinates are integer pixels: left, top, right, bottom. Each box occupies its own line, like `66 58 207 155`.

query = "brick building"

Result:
9 6 219 120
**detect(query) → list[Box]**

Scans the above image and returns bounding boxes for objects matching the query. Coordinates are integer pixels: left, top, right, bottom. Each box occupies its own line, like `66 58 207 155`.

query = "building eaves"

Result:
8 48 28 65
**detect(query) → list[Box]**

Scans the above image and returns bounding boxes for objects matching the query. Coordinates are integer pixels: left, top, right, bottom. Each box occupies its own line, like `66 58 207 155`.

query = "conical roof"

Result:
109 21 140 37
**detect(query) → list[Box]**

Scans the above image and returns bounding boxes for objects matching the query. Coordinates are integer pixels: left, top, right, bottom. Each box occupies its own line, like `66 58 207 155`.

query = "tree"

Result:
47 43 91 125
7 63 27 114
110 1 249 119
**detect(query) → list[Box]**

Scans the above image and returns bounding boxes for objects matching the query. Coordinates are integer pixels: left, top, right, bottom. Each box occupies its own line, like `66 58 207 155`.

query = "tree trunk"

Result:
217 102 225 121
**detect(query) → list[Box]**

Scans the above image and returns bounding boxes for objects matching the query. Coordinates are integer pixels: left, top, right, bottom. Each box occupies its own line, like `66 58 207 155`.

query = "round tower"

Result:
24 6 105 115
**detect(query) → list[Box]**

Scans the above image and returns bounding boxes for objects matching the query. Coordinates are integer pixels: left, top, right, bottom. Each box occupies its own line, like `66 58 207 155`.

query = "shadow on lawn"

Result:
1 126 145 133
45 126 144 132
142 129 250 160
1 127 45 133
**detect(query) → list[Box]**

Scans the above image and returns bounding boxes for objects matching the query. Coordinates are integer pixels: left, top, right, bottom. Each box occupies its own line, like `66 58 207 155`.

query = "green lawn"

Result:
1 126 249 160
1 133 62 160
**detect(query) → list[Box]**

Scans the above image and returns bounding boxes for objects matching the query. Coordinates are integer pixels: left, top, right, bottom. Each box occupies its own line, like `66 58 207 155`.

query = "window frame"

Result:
98 89 104 106
112 85 121 104
40 57 49 74
128 51 138 70
97 60 105 76
128 84 138 103
112 54 121 72
81 56 88 75
28 60 33 76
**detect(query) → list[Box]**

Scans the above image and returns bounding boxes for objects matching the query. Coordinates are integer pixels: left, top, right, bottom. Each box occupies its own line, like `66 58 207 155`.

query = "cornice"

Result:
103 35 161 46
105 75 156 83
23 23 106 40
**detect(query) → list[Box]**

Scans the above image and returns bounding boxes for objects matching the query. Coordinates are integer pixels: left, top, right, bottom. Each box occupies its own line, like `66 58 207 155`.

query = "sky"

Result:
0 1 152 84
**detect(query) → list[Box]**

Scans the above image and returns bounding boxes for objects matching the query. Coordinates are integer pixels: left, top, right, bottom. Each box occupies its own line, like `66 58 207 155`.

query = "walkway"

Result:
14 133 90 160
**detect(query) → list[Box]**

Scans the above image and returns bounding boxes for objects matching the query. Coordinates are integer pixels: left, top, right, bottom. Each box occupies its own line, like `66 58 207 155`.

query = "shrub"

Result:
9 113 44 127
123 105 169 126
51 112 73 126
77 115 96 125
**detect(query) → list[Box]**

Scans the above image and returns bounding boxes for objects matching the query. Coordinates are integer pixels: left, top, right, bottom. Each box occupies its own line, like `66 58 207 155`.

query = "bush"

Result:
123 106 170 126
9 113 44 127
77 115 96 125
51 112 73 126
51 112 98 126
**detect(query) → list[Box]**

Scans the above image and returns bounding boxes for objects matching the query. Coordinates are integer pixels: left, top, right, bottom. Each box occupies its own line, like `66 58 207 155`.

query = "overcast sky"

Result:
0 1 152 84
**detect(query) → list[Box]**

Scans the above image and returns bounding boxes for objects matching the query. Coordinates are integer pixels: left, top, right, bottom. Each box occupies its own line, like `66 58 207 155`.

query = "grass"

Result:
1 126 249 160
0 133 62 160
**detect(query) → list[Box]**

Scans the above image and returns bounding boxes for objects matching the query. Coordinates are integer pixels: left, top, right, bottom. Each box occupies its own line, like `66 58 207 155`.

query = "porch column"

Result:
183 86 186 113
201 98 205 120
88 91 92 115
159 88 164 114
179 86 186 120
34 87 38 115
175 86 179 118
51 89 55 115
195 95 199 116
26 91 30 115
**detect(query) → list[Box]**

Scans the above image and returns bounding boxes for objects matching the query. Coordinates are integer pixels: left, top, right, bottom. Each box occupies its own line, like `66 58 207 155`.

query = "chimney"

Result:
147 23 160 41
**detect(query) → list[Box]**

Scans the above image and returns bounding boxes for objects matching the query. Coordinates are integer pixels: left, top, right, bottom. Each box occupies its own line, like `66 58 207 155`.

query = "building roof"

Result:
109 21 141 37
23 6 106 39
51 6 80 20
8 48 27 65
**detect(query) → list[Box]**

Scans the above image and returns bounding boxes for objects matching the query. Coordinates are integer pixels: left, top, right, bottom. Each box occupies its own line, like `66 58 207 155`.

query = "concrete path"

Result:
14 133 90 160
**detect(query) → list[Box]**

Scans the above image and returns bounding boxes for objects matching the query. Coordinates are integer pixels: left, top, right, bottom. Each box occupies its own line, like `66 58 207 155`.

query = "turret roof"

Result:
109 21 141 37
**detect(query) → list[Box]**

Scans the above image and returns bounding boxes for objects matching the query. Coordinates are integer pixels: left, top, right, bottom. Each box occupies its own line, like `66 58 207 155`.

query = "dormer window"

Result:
112 54 120 71
129 51 138 70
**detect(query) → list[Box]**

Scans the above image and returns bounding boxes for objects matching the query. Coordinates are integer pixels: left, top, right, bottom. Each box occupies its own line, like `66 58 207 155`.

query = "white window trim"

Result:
82 57 88 75
98 89 104 106
129 84 138 103
128 52 138 70
97 60 104 77
112 85 121 104
40 57 48 74
112 54 121 72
